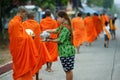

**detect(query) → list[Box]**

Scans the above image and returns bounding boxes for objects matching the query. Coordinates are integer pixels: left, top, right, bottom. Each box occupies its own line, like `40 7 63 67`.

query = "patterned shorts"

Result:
60 55 75 72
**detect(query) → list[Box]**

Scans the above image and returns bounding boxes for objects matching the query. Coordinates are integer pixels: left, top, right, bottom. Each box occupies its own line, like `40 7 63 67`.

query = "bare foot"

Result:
46 68 53 72
38 78 42 80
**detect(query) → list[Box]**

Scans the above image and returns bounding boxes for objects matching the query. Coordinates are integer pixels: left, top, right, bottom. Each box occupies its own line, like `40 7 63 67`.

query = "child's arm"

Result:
46 29 57 33
46 38 59 43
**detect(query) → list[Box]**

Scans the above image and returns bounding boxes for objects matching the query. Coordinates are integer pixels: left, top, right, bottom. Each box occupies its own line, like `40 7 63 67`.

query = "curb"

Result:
0 61 12 75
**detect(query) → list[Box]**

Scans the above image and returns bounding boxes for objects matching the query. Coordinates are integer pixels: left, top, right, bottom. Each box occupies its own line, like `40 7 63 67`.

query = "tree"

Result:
0 0 14 40
0 0 28 41
87 0 103 7
103 0 113 9
86 0 114 9
110 4 119 16
0 0 2 32
32 0 55 11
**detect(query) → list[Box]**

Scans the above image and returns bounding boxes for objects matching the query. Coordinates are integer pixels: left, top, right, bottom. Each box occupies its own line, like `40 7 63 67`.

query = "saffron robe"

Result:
40 17 58 62
22 19 51 75
8 16 38 80
84 16 97 43
100 14 109 30
92 15 102 36
71 17 85 47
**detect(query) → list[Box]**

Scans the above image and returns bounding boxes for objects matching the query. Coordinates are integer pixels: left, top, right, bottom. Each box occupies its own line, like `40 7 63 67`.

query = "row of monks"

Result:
72 12 110 47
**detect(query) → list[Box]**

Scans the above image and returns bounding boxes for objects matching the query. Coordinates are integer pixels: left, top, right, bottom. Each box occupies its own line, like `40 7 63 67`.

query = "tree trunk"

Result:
0 0 2 32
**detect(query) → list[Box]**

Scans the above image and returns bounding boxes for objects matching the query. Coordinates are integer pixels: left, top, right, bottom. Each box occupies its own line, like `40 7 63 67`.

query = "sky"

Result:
114 0 120 4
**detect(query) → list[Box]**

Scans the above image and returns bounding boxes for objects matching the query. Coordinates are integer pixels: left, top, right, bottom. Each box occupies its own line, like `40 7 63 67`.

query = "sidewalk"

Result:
0 19 120 80
0 61 12 75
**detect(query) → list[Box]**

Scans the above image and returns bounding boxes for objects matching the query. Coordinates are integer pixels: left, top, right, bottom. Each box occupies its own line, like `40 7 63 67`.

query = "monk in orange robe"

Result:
92 13 102 36
100 13 110 31
40 9 58 72
104 13 110 22
71 12 85 53
22 11 51 80
100 14 104 31
8 6 38 80
84 13 97 46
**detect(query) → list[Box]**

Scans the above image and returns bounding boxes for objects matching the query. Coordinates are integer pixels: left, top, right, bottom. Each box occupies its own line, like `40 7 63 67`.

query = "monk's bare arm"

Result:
47 38 59 43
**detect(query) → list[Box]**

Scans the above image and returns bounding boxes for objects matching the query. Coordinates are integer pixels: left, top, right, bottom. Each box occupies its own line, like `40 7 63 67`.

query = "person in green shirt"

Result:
44 10 75 80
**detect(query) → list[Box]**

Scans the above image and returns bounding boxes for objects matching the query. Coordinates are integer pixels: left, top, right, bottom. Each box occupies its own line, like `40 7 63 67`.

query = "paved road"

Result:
0 19 120 80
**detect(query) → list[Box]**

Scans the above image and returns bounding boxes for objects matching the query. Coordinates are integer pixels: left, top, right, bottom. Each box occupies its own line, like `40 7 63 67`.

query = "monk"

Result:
84 13 97 46
92 13 102 36
100 13 110 31
71 12 85 53
8 6 38 80
40 9 58 72
22 10 51 80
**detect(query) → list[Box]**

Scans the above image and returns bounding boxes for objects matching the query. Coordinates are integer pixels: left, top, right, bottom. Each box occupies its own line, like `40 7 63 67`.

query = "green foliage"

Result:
109 4 119 16
86 0 113 9
103 0 113 8
61 0 68 5
87 0 103 7
1 0 12 17
31 0 55 12
32 0 68 12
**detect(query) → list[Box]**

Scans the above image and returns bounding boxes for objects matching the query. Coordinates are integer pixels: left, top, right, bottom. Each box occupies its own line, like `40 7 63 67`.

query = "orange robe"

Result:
8 16 38 80
105 14 110 22
22 19 51 75
100 14 109 30
84 16 97 43
100 15 105 31
71 17 85 47
40 17 58 62
92 15 102 36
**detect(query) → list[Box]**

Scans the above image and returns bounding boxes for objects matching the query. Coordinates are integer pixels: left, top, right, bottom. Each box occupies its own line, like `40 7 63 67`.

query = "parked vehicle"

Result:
25 5 55 22
3 5 55 29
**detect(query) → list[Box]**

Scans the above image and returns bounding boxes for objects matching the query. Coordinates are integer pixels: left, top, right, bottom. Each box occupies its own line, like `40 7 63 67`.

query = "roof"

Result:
79 3 97 14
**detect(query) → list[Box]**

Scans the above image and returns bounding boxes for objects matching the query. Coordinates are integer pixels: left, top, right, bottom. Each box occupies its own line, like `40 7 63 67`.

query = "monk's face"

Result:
20 12 26 19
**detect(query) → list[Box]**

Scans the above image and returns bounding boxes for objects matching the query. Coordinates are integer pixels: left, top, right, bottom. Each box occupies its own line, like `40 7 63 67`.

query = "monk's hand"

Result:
31 33 35 39
25 29 35 39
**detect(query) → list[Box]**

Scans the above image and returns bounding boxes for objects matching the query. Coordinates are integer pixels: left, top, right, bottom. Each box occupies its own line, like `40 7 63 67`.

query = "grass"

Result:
0 31 11 66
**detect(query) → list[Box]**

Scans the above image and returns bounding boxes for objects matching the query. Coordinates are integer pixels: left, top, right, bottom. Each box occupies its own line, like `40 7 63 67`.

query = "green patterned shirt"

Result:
56 25 75 57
